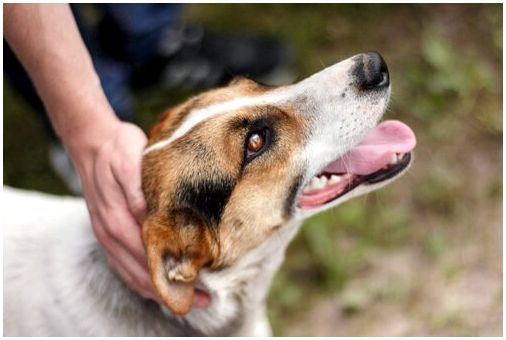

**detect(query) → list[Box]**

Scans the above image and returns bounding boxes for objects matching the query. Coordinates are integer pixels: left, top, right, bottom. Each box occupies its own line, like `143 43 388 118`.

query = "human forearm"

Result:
4 4 156 300
3 3 118 156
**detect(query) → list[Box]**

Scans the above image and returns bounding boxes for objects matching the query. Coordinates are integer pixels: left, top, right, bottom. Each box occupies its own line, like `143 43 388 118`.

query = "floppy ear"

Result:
142 209 218 315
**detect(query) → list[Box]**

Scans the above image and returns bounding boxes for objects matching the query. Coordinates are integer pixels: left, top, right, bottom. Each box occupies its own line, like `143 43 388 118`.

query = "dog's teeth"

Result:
303 177 322 194
329 175 342 184
389 154 397 165
304 178 319 192
310 177 320 188
397 153 404 162
313 177 327 190
305 174 342 193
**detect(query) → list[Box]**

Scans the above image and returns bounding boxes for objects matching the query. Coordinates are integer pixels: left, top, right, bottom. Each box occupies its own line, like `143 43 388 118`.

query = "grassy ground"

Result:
3 4 502 336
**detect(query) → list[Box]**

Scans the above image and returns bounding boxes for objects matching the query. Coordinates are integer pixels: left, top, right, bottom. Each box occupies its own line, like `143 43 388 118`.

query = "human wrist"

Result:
64 114 121 166
44 75 119 155
56 101 121 170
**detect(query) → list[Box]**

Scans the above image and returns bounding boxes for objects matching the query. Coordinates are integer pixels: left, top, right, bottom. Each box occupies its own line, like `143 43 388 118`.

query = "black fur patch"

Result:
176 177 235 226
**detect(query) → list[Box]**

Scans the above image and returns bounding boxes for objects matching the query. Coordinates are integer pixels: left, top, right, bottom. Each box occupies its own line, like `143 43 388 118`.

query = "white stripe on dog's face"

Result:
143 89 293 154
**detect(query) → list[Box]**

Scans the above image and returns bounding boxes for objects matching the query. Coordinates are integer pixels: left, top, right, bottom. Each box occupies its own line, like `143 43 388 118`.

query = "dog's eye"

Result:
247 132 265 153
244 128 270 164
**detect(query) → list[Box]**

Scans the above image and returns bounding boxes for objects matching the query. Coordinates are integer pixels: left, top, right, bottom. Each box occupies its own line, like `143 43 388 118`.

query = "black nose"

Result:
353 51 389 90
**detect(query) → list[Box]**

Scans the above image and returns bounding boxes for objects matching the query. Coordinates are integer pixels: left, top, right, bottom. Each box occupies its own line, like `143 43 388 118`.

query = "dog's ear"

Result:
148 107 174 138
228 76 248 85
142 209 217 315
228 76 261 87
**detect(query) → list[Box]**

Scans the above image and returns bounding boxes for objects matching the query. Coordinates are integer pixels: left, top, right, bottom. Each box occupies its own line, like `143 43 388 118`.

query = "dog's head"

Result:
141 52 416 320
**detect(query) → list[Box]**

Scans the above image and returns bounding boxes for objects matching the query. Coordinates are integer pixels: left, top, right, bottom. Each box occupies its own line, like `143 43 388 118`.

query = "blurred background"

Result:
3 4 502 336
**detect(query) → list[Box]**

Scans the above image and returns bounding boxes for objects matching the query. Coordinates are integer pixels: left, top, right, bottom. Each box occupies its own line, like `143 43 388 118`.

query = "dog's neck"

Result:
54 216 302 336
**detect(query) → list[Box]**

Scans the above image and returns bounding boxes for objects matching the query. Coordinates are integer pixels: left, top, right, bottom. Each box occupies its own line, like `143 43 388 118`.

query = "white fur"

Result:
2 187 299 336
4 54 400 336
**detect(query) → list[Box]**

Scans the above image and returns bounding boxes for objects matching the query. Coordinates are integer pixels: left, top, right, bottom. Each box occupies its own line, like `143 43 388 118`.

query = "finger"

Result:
107 256 158 301
93 140 125 207
92 214 154 294
93 154 147 263
112 124 148 224
107 256 154 299
111 152 147 225
106 208 148 264
93 208 148 268
89 196 158 301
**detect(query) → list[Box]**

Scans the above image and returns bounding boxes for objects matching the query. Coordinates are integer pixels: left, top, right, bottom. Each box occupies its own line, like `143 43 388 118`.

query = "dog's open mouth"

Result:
299 120 416 209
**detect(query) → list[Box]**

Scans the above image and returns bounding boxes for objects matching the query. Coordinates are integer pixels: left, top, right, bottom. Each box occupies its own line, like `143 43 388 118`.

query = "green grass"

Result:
3 4 502 336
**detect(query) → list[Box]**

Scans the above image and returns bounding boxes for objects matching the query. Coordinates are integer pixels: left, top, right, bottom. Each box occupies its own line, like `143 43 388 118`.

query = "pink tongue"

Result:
323 120 416 175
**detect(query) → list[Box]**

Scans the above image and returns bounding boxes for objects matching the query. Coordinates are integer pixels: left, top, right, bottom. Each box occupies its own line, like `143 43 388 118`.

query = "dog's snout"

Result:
353 51 389 90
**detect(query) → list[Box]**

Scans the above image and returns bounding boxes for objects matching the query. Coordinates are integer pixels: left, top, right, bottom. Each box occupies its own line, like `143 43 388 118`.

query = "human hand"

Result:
4 2 159 303
70 121 158 301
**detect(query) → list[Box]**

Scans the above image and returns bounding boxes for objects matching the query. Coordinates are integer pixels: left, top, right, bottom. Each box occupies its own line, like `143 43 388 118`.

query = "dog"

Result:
3 52 416 336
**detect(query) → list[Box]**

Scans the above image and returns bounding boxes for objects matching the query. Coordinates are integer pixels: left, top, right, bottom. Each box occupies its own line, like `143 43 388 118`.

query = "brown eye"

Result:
247 132 265 153
243 127 271 166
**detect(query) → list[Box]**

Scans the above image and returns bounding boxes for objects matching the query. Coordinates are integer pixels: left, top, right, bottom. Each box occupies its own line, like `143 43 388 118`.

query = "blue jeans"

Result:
4 4 183 140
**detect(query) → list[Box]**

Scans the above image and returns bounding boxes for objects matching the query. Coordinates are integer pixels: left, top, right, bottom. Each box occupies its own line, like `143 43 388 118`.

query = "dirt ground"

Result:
3 4 502 336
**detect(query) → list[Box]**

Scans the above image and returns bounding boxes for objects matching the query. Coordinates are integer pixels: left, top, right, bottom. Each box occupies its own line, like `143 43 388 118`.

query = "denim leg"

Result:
72 4 135 121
